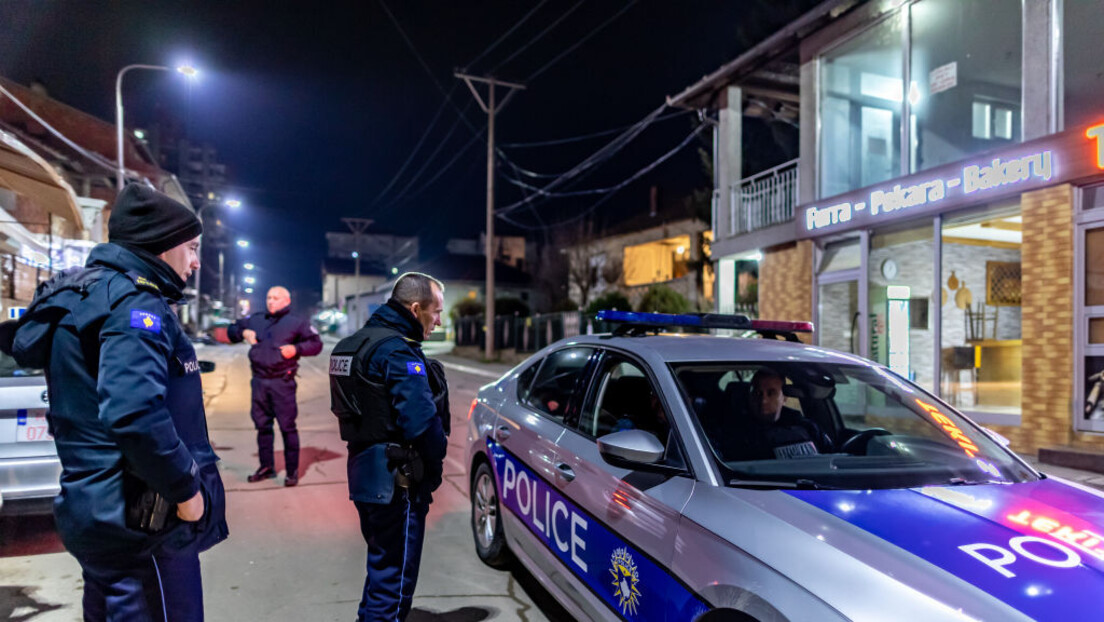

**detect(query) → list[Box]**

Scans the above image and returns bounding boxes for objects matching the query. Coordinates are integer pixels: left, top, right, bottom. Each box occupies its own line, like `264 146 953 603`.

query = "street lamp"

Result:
194 198 240 330
115 64 197 190
243 262 255 270
236 239 250 248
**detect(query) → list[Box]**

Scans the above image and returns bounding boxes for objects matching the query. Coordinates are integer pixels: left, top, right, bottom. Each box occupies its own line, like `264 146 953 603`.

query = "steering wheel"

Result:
840 428 892 455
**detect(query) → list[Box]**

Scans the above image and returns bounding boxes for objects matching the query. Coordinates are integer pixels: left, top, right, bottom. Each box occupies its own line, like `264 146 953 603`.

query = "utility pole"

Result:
455 72 525 360
342 217 373 329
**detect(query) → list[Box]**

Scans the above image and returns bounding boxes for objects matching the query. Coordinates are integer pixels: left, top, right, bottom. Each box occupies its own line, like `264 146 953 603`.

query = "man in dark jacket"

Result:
227 285 322 486
6 184 228 621
736 368 834 460
329 272 448 621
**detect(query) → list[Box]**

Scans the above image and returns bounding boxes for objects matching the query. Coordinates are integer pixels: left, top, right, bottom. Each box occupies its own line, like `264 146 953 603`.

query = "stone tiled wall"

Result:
760 240 813 341
995 184 1104 454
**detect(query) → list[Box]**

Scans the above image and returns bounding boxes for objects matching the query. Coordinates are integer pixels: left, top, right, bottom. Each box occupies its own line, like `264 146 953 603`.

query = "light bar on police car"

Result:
594 310 813 333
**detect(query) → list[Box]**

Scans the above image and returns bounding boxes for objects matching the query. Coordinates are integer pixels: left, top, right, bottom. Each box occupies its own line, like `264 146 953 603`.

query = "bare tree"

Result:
565 240 603 308
601 256 623 289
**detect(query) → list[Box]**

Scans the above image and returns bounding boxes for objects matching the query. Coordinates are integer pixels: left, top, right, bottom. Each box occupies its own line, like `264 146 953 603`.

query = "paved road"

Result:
0 340 568 622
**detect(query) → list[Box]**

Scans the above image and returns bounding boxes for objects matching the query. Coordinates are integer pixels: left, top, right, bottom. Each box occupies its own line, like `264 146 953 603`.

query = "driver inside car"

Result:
729 369 834 460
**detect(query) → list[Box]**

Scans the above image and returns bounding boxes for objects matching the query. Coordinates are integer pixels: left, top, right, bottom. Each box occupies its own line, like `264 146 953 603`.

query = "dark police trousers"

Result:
355 488 429 621
251 374 299 476
78 550 202 622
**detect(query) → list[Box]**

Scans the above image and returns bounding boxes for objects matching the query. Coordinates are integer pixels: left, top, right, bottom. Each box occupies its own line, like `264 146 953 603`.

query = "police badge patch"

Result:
130 310 162 333
407 361 426 376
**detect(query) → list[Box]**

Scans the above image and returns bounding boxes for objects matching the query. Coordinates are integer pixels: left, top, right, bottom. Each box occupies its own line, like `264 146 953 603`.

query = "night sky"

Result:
0 0 815 310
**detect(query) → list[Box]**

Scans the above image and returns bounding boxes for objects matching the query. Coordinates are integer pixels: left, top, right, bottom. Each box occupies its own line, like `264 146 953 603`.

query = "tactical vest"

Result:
329 326 405 444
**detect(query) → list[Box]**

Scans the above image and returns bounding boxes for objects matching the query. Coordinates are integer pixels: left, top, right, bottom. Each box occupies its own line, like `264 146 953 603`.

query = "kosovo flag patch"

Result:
406 361 427 376
130 310 162 333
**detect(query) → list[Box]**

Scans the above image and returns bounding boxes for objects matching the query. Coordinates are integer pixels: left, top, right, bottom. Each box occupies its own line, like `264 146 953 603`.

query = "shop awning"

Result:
0 130 83 229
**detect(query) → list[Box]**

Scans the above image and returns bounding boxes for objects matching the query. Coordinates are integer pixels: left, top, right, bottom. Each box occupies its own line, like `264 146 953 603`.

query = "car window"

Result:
673 361 1038 489
0 351 43 377
579 354 683 468
516 359 541 403
524 347 594 421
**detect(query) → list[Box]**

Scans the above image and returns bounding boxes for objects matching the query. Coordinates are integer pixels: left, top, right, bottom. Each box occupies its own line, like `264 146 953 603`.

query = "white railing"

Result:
731 158 799 235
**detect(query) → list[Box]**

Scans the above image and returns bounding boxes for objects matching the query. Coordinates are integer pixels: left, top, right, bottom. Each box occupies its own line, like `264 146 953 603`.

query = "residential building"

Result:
0 77 190 319
670 0 1104 459
564 210 713 311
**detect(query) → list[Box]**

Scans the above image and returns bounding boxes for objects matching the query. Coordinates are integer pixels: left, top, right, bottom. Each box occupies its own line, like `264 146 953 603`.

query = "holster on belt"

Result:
384 443 424 489
124 474 172 533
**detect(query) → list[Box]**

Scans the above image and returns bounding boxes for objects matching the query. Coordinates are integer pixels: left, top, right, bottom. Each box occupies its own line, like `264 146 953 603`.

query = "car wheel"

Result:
471 461 510 567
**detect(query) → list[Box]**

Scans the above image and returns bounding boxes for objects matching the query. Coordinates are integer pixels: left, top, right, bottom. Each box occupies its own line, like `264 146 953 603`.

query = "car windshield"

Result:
673 361 1038 489
0 351 43 377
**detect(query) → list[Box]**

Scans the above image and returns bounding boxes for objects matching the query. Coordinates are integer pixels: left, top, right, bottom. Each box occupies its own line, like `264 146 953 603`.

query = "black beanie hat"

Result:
108 184 203 255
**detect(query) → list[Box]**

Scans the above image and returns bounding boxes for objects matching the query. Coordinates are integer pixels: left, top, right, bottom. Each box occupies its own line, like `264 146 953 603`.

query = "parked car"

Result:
466 310 1104 621
0 350 57 515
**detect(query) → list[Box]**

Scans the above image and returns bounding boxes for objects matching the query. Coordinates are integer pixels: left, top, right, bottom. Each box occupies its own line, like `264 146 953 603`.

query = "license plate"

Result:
16 410 52 442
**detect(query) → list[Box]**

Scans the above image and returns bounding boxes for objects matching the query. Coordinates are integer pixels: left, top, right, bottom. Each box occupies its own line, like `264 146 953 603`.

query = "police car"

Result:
465 311 1104 621
0 349 57 515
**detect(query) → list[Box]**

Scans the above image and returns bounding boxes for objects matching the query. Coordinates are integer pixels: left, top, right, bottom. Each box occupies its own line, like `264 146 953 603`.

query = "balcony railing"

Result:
729 158 799 235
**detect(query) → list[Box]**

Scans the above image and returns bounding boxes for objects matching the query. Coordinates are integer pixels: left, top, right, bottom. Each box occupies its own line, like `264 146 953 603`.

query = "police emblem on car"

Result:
466 310 1104 621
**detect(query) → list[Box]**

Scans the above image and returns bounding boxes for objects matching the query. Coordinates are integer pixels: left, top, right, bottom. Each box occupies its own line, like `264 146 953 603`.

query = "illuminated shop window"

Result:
623 235 691 287
940 200 1023 416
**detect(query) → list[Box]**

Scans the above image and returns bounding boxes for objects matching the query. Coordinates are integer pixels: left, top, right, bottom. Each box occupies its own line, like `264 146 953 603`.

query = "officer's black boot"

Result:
247 466 276 483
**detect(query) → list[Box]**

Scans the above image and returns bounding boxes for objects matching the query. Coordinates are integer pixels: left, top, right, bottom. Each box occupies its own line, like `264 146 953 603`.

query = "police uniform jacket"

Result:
227 306 322 378
731 407 834 461
331 300 447 505
10 243 228 557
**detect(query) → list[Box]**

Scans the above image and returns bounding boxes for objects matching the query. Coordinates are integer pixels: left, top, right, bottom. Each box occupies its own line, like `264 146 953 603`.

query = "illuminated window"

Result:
623 235 692 287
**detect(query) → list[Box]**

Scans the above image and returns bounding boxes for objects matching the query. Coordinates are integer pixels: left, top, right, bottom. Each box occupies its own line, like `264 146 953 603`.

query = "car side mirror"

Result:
199 360 216 374
983 427 1011 447
597 429 665 467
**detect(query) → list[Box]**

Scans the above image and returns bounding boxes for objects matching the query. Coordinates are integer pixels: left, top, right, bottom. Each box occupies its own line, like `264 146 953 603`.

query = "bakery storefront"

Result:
776 122 1104 454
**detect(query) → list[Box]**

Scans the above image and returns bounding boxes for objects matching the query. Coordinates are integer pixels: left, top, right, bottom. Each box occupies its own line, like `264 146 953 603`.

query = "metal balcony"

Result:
728 158 799 235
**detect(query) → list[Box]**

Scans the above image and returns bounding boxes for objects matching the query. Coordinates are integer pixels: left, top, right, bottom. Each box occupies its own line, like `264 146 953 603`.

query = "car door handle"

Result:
555 462 575 482
494 425 511 441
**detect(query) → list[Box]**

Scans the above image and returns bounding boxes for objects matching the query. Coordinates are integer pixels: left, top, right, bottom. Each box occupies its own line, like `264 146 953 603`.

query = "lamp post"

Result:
115 64 197 190
194 199 241 330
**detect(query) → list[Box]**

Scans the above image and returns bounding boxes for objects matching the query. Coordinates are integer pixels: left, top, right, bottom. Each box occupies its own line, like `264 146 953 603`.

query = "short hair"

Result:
391 272 444 307
751 368 784 388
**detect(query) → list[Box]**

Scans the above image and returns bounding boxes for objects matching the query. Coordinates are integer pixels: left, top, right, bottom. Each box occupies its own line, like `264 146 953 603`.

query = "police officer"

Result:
5 184 228 621
737 369 833 460
329 272 449 621
227 286 322 486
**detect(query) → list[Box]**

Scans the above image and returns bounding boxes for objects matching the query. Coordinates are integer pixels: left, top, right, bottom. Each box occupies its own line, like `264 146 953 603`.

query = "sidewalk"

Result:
1022 456 1104 491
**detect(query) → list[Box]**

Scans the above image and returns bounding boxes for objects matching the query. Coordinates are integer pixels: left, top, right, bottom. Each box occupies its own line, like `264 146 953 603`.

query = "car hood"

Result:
780 478 1104 620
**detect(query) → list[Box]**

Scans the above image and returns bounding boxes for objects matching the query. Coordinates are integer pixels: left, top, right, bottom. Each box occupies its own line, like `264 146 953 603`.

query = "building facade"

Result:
672 0 1104 456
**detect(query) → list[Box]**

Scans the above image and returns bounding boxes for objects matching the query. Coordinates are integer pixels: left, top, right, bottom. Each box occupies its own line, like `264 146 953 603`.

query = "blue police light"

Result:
595 310 814 336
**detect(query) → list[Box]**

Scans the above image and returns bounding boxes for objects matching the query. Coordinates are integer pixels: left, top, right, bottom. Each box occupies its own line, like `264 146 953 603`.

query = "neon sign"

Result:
805 150 1054 232
915 398 979 457
1006 509 1104 562
1087 123 1104 168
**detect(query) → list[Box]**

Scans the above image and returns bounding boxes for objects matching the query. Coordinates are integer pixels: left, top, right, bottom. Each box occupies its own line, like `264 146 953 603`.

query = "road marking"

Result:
439 360 503 380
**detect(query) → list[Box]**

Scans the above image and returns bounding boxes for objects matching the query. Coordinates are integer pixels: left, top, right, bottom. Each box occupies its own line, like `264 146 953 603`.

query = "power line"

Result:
463 0 551 71
374 100 476 212
499 109 689 149
495 102 669 215
525 0 639 83
498 120 709 231
490 0 586 74
369 90 454 206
